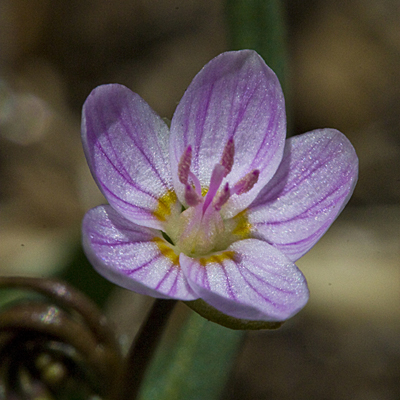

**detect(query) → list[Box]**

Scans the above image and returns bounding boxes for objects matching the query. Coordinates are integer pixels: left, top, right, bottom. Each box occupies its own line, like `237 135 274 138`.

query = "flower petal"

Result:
170 50 286 216
247 129 359 261
82 84 178 230
180 239 309 322
82 205 198 300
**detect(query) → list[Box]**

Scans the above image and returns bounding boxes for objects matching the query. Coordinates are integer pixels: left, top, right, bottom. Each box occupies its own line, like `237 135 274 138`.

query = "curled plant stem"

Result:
1 277 178 399
114 298 177 400
0 277 119 352
0 276 123 398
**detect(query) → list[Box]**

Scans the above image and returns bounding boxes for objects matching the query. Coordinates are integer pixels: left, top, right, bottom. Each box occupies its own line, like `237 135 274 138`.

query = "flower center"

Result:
166 139 259 257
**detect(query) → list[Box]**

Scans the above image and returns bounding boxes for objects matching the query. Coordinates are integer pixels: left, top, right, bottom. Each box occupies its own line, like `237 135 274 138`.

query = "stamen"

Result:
220 138 235 177
232 170 260 195
214 182 231 211
203 164 226 213
178 145 192 184
185 184 201 207
189 171 202 197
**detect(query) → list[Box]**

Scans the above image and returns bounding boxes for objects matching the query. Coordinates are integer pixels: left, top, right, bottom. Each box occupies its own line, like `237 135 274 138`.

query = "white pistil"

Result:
202 164 226 213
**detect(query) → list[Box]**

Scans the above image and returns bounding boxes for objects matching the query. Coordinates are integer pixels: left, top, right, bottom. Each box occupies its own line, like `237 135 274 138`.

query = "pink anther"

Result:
232 170 259 195
214 182 231 211
220 138 235 177
178 145 192 184
185 184 201 207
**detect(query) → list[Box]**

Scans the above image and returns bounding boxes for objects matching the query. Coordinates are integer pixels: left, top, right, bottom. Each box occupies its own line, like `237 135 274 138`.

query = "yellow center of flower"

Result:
154 139 257 259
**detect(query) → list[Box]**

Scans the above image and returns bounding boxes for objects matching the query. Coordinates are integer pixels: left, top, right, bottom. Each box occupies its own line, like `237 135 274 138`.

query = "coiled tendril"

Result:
0 277 123 399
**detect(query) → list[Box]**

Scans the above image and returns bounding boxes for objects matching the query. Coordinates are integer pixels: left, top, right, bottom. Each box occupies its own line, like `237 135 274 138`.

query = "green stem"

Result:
225 0 288 88
115 299 177 400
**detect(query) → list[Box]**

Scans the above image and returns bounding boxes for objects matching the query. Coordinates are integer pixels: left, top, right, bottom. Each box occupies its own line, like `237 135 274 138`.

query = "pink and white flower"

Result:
81 50 358 325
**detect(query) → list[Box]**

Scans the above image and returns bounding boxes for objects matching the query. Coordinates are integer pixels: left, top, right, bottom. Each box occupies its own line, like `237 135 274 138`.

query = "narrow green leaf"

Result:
225 0 288 92
138 309 243 400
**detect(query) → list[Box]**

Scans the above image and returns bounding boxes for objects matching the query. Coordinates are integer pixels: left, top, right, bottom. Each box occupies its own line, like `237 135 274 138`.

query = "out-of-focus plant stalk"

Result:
226 0 288 91
137 307 243 400
114 299 177 400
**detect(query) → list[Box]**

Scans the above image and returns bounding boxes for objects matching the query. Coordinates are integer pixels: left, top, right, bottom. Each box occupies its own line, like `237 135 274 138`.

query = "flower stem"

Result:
115 299 177 400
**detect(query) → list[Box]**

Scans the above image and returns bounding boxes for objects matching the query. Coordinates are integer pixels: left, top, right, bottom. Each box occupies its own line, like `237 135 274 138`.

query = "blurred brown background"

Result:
1 0 399 399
